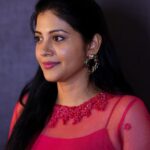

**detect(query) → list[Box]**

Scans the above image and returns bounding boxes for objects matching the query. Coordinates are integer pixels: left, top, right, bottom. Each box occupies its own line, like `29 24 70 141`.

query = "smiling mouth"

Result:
42 62 60 69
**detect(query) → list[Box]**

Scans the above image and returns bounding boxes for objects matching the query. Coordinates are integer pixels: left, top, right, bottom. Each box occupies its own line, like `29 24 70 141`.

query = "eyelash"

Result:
34 36 42 43
34 35 65 43
52 35 65 42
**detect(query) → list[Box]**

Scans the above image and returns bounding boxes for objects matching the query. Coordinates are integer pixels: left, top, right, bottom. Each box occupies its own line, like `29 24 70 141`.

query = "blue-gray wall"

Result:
0 0 150 149
0 0 37 148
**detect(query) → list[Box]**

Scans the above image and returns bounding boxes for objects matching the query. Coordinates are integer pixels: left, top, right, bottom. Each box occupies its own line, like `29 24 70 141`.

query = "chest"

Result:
31 129 115 150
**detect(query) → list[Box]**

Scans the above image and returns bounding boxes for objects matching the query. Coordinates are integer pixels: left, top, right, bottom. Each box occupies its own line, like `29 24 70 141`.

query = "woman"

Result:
6 0 150 149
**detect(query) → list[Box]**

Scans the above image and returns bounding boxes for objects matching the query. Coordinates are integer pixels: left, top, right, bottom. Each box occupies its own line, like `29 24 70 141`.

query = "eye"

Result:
34 35 43 43
53 35 65 42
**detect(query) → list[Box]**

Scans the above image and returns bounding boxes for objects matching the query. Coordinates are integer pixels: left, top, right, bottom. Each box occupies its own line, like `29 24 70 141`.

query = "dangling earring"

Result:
84 54 99 73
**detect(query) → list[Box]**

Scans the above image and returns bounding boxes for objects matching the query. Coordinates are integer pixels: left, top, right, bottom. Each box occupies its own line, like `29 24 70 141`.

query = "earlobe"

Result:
87 33 102 56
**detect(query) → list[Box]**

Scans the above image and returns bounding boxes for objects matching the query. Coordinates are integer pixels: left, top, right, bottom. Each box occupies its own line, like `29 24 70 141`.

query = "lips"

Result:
42 61 60 69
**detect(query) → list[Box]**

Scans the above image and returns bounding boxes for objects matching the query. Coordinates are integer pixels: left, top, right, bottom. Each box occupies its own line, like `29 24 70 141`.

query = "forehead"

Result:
36 10 73 32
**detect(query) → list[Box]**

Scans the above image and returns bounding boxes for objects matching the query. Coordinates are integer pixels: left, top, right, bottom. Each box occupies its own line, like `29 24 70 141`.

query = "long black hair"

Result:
6 0 133 149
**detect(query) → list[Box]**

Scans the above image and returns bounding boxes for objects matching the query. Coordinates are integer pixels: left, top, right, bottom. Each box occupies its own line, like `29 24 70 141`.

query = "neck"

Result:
56 71 100 106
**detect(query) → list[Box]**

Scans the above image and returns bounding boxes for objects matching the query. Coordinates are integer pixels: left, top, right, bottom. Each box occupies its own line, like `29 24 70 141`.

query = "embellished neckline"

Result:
48 92 113 128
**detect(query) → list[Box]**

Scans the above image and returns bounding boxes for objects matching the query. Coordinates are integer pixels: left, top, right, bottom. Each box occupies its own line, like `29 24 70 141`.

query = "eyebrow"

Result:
34 29 69 35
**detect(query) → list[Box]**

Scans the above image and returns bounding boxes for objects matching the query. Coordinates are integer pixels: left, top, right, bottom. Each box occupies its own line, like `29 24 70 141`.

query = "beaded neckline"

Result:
48 92 112 128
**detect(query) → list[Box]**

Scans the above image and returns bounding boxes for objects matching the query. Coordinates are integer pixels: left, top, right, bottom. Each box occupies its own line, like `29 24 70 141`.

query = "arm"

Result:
8 101 24 138
120 98 150 150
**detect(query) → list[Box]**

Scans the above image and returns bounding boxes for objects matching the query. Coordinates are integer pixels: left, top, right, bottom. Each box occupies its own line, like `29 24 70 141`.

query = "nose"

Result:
41 41 55 56
41 48 54 56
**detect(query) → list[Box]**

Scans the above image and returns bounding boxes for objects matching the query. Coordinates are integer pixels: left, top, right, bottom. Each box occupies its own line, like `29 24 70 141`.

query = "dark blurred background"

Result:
0 0 149 149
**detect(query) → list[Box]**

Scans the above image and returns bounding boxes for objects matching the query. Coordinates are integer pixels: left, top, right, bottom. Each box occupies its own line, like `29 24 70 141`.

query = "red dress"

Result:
9 92 149 150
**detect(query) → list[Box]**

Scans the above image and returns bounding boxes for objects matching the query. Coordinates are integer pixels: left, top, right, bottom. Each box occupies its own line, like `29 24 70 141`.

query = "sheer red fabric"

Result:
9 93 150 150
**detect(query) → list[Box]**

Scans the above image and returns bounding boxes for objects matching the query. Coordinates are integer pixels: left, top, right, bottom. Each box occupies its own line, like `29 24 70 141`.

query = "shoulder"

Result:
111 94 150 128
104 94 150 149
111 94 148 114
116 94 150 125
117 94 143 106
121 94 149 116
8 103 22 138
15 94 28 114
12 94 28 121
116 95 150 149
8 94 28 137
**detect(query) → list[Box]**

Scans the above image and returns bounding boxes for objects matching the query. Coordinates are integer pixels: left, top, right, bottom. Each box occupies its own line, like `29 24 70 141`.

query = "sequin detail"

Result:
48 92 111 128
124 123 132 130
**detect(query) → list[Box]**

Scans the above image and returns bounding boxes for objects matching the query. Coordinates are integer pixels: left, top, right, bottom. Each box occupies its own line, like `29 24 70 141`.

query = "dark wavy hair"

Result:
6 0 133 149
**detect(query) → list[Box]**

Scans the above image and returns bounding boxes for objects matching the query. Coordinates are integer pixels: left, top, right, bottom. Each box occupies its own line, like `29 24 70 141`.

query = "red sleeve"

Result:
118 97 150 150
8 102 24 138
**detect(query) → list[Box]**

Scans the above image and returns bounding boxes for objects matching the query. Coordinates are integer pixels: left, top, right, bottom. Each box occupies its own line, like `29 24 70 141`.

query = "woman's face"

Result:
35 10 90 82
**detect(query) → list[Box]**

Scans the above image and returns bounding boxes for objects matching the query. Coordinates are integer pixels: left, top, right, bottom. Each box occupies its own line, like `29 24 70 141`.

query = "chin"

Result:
43 73 62 82
44 76 58 82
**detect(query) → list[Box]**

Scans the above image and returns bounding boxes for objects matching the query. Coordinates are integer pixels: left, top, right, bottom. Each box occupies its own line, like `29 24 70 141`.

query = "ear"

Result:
86 33 102 56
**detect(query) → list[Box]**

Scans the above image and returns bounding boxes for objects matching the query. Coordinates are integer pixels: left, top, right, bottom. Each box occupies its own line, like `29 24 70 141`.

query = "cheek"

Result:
56 48 71 61
59 47 86 68
35 48 40 63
